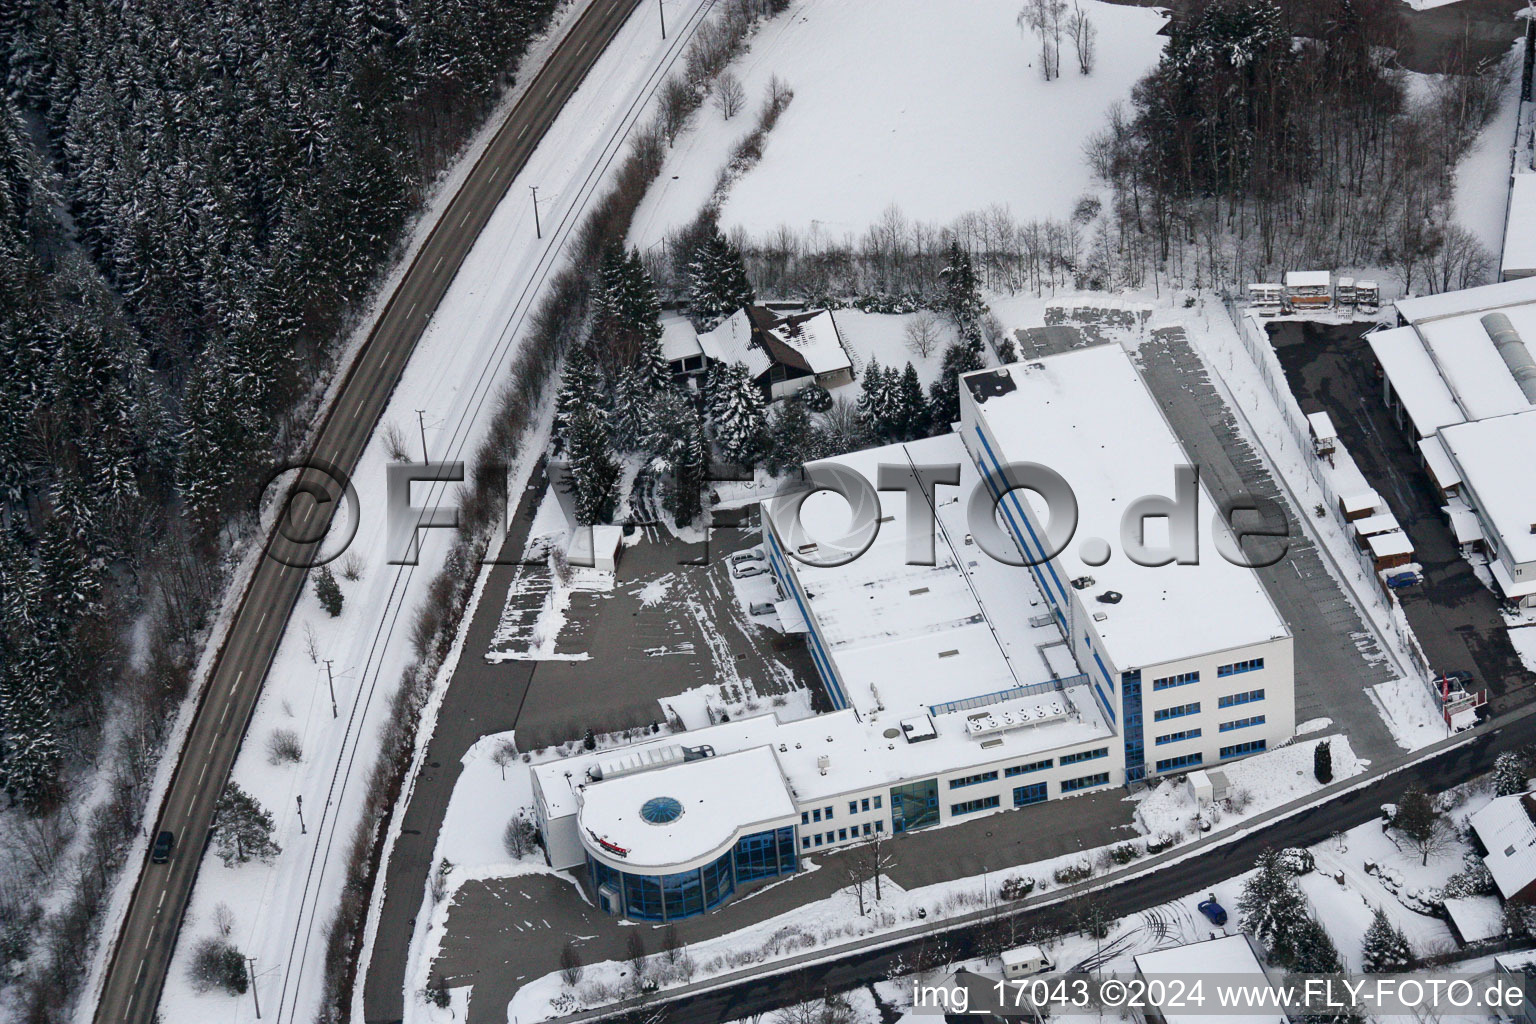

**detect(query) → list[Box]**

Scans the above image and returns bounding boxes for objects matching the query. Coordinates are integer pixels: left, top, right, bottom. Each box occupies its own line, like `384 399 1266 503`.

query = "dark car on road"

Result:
151 830 175 864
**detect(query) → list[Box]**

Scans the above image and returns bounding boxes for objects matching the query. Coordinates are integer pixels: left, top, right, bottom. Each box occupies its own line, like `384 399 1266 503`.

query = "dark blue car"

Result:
1197 896 1227 926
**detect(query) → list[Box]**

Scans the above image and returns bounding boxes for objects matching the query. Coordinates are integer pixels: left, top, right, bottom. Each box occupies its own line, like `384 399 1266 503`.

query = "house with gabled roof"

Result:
697 305 855 400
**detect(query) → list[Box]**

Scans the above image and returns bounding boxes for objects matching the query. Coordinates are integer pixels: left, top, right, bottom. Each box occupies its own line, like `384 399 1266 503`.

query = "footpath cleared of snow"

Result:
150 3 718 1022
627 0 1167 247
1451 44 1522 257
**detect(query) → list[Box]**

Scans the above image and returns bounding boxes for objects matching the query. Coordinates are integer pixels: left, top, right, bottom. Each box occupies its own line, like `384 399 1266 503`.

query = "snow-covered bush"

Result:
1277 848 1315 875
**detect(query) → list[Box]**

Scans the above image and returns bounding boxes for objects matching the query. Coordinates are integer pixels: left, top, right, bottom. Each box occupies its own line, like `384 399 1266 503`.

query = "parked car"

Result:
1197 895 1227 926
151 830 175 864
732 562 768 579
748 601 776 617
730 548 766 566
1385 570 1421 589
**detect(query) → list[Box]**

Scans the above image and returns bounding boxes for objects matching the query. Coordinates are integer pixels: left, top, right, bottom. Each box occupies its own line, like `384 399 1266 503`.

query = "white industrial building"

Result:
1367 279 1536 606
531 344 1295 921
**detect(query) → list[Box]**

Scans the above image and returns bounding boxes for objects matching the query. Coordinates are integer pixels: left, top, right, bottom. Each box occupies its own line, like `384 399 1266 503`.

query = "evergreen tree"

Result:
709 363 767 466
313 565 344 617
1494 751 1528 797
926 342 985 433
1289 914 1344 973
1314 739 1332 785
644 389 708 527
590 247 665 372
856 358 895 439
1360 907 1413 973
1238 850 1309 963
765 398 815 476
686 227 754 328
939 241 986 346
212 782 281 866
895 362 926 440
562 405 620 526
610 368 650 452
554 345 606 451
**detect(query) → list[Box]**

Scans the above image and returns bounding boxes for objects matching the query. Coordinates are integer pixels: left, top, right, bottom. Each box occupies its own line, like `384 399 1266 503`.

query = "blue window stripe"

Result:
1061 772 1110 793
1219 715 1265 733
1217 658 1264 677
1155 752 1203 772
1220 739 1267 758
764 530 846 710
1005 758 1053 777
1153 702 1200 721
1154 728 1201 746
1060 747 1108 765
949 771 999 789
951 795 1000 816
1152 672 1200 691
1217 689 1264 709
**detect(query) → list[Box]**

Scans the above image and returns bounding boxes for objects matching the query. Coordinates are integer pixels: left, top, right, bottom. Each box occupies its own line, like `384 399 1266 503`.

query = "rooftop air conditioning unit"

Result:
817 755 830 775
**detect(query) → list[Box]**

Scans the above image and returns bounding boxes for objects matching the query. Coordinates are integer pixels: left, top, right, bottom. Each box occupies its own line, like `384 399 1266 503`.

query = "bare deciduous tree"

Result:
904 310 942 358
714 72 746 120
491 739 518 780
1067 3 1096 75
383 421 411 462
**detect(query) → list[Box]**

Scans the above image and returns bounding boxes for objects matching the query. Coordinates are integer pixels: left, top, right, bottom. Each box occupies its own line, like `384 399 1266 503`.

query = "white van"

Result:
1001 944 1054 980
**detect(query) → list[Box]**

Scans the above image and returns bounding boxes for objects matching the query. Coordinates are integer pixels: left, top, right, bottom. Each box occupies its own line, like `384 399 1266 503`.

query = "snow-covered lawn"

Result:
628 0 1168 246
1134 735 1366 841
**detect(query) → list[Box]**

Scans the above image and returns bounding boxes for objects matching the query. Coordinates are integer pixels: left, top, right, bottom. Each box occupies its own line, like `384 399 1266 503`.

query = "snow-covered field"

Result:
143 3 722 1022
628 0 1169 247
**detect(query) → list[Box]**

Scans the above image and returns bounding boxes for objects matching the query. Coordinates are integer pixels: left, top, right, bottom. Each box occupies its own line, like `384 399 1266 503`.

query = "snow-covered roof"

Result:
1440 410 1536 566
1416 311 1536 422
696 306 851 379
1135 936 1272 1023
659 315 703 362
1366 531 1413 559
1491 557 1536 599
1367 326 1465 436
765 435 1113 754
1352 513 1400 538
1285 270 1330 289
1418 435 1463 491
1471 792 1536 900
1340 490 1381 515
1503 175 1536 277
958 346 1289 670
577 747 796 870
698 308 772 378
1306 410 1337 441
1395 276 1536 324
765 309 851 375
1444 504 1484 546
1445 895 1506 943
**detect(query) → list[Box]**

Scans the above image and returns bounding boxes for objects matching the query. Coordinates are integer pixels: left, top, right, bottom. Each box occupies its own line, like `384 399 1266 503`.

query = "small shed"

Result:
1286 270 1333 311
1336 276 1357 307
1352 512 1401 548
1339 489 1381 522
1306 411 1338 458
1444 505 1485 551
1367 530 1414 571
1444 895 1505 945
1247 282 1283 316
1356 280 1380 314
568 524 623 573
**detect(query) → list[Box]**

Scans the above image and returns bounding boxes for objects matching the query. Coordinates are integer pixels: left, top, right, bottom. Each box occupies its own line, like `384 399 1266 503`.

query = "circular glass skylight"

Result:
640 796 684 824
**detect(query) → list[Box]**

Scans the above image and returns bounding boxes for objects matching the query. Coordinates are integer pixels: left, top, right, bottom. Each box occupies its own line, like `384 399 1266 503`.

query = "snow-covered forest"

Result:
0 1 561 1018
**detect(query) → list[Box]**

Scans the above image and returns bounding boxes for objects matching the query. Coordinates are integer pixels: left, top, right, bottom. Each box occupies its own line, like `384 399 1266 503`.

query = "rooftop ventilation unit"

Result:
1482 313 1536 404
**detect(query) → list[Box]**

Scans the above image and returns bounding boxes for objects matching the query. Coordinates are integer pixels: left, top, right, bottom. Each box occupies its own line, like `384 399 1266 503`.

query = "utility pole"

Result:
296 795 306 835
246 958 261 1019
658 0 666 38
530 185 542 239
322 659 337 719
416 409 429 463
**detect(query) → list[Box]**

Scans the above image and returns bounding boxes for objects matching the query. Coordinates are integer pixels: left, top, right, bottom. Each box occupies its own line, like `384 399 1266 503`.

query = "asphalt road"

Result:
622 713 1533 1024
90 2 643 1021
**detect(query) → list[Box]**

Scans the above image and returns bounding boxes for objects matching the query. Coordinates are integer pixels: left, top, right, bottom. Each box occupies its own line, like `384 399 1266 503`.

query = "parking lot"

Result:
1267 320 1530 713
